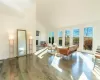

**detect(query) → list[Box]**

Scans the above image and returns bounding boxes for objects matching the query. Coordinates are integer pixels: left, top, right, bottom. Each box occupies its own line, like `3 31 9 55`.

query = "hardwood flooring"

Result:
0 50 100 80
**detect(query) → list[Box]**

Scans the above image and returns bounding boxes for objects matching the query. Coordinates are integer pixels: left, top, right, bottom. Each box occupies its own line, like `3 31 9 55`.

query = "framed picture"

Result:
36 31 40 36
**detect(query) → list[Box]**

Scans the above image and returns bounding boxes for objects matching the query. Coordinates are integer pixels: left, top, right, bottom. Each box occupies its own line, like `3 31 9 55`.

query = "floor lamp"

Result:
29 36 33 54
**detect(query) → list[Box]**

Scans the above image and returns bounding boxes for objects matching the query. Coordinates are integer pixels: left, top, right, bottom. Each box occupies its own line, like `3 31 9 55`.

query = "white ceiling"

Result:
0 0 100 28
37 0 100 28
1 0 33 11
0 0 34 16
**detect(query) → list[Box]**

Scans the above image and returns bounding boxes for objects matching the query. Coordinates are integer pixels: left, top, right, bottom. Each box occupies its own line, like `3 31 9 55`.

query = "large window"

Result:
84 27 93 50
73 29 79 45
51 32 54 44
58 31 63 46
49 32 54 44
49 32 52 43
65 30 70 47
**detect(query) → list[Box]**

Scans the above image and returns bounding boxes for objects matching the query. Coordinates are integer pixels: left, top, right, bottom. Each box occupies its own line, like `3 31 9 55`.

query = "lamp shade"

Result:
29 36 33 39
9 35 14 40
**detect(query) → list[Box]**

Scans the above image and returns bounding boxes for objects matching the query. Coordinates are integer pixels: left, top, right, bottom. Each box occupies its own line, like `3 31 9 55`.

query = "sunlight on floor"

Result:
70 75 74 80
34 50 43 55
51 56 63 72
78 52 100 80
94 65 100 75
72 52 80 72
92 65 100 80
78 52 94 70
34 48 47 55
78 72 88 80
76 52 80 62
38 50 47 59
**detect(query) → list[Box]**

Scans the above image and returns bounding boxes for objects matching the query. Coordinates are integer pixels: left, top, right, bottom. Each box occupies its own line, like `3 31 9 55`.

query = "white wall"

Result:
0 0 36 59
48 21 100 54
36 21 47 45
93 21 100 53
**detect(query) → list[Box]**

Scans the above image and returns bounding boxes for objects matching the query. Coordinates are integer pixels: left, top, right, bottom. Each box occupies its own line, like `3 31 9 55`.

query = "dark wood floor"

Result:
0 50 100 80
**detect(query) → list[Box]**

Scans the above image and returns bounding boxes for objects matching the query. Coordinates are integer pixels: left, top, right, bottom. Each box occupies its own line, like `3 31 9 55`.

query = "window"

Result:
58 31 63 46
51 32 54 44
49 32 54 44
84 27 93 50
73 29 79 45
65 30 70 47
49 32 52 43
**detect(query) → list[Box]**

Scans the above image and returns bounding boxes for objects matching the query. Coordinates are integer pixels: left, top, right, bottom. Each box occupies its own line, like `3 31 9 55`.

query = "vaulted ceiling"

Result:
37 0 100 28
0 0 100 29
0 0 35 16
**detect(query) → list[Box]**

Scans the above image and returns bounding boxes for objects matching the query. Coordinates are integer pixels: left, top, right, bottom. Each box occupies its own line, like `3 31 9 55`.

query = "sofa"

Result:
57 45 78 56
